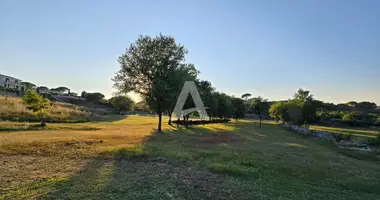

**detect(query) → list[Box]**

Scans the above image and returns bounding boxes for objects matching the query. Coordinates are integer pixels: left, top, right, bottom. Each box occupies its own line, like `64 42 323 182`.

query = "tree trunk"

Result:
259 114 262 128
157 112 162 132
168 113 172 125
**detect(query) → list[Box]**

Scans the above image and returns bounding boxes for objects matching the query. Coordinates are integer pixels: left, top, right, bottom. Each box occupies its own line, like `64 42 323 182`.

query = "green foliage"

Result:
293 88 313 102
113 34 196 131
50 86 70 94
85 92 105 104
241 93 252 100
109 96 135 112
36 86 49 93
368 134 380 147
250 96 270 118
81 91 87 98
22 90 51 113
269 89 317 125
69 92 78 97
355 101 377 111
231 97 246 120
134 101 151 112
342 111 362 121
269 102 288 123
21 82 36 91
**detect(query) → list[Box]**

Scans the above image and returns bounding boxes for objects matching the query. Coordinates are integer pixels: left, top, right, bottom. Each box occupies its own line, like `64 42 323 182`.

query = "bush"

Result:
368 134 380 147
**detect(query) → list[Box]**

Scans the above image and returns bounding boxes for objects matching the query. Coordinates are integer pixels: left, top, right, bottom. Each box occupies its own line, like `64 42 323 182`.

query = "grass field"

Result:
1 116 380 199
310 125 380 141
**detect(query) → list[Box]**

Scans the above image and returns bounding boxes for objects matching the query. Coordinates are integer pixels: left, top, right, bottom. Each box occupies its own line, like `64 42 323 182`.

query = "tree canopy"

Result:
113 34 193 132
109 96 135 112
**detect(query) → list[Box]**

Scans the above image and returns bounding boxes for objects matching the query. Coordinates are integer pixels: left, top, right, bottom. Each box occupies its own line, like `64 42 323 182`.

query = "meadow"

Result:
1 115 379 200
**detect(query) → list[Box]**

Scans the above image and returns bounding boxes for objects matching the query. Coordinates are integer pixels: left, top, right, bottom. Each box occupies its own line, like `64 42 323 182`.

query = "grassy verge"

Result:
1 116 379 199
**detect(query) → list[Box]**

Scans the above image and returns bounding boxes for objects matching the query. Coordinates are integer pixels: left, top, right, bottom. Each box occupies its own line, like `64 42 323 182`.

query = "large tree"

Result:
113 34 191 132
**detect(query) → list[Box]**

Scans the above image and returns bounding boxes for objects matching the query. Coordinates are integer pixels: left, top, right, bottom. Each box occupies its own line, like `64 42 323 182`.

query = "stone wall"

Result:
279 124 379 154
280 124 336 141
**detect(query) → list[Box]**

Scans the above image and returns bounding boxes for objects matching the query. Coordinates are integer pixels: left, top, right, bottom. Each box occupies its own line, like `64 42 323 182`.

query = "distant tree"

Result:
294 88 313 102
69 92 78 97
21 82 36 91
85 92 105 108
36 86 49 93
22 90 51 126
109 96 135 113
113 34 191 132
216 93 232 119
337 103 351 111
269 102 289 123
286 99 305 125
164 64 198 125
231 97 246 121
355 101 377 111
251 96 270 128
197 80 215 120
346 101 358 107
241 93 252 101
135 100 151 112
52 86 70 94
81 91 87 98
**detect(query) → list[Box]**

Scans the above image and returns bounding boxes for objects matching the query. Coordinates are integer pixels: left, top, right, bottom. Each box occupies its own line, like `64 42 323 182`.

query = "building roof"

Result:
0 73 22 81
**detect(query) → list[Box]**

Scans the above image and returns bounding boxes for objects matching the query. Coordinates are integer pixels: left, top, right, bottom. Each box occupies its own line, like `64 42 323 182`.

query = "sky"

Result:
1 0 379 104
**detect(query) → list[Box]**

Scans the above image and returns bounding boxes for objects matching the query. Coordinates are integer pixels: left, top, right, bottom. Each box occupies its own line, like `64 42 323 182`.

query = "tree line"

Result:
113 34 248 132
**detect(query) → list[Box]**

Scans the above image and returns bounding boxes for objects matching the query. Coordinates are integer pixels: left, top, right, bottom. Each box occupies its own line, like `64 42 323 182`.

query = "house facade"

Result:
0 73 23 92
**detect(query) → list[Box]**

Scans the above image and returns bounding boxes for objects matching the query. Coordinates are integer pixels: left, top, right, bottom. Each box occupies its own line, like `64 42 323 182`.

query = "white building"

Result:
0 73 23 91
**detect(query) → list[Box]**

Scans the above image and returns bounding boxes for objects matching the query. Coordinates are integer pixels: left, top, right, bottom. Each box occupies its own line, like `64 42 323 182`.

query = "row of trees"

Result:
267 89 380 127
113 34 248 132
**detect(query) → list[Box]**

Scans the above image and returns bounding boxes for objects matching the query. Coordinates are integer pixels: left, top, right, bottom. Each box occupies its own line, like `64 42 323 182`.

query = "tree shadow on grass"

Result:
40 155 249 200
91 115 128 123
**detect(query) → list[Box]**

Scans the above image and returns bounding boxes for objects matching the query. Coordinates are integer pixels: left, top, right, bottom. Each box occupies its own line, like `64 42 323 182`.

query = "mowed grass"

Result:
0 116 380 199
310 125 380 141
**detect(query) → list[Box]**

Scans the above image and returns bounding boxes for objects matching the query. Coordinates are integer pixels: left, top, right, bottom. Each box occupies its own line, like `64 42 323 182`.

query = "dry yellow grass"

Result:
1 116 380 199
0 96 94 122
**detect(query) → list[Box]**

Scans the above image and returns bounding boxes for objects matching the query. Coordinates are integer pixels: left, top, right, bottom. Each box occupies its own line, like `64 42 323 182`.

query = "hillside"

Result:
0 96 99 122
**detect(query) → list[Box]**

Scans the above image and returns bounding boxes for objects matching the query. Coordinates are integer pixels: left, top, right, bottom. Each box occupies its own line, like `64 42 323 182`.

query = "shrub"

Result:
23 90 51 112
368 134 380 147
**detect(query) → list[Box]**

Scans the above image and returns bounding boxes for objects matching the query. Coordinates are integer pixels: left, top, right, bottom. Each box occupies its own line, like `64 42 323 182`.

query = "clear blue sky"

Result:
1 0 379 104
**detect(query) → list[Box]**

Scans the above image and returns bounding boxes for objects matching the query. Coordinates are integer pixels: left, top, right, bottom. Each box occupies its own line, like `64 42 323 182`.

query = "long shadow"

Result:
90 115 128 123
30 120 380 199
40 155 246 199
